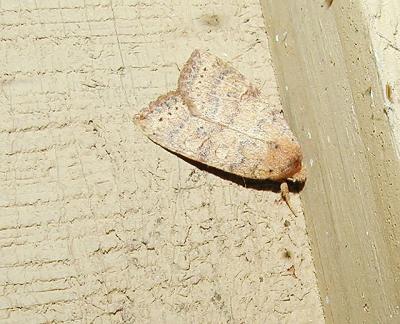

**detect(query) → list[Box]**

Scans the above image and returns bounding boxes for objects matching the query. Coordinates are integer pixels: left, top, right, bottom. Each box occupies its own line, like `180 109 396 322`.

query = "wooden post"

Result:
261 0 400 322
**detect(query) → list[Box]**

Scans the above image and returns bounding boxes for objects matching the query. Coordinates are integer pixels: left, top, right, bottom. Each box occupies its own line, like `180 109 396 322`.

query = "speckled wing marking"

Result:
178 50 295 147
134 50 305 181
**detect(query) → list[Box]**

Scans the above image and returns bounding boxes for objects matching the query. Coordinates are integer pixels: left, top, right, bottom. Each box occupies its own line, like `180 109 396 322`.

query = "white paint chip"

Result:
325 296 330 304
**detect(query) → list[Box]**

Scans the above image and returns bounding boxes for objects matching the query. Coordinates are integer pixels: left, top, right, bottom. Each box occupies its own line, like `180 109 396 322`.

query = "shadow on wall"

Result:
166 149 305 193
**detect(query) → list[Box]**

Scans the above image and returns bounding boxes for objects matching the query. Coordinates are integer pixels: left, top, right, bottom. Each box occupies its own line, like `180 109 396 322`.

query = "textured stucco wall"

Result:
0 1 323 323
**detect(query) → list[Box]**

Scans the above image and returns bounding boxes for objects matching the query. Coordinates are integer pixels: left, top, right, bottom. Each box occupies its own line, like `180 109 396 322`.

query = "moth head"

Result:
261 137 304 181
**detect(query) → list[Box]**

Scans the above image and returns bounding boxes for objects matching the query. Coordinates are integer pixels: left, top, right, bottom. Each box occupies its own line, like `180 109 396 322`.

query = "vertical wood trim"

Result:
261 0 400 322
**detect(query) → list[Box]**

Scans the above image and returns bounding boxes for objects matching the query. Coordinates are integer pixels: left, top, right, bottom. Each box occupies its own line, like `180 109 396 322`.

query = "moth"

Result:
134 50 306 189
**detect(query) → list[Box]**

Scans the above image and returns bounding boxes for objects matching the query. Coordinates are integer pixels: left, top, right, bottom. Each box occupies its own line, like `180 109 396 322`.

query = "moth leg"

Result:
288 166 307 183
280 182 298 217
280 182 289 204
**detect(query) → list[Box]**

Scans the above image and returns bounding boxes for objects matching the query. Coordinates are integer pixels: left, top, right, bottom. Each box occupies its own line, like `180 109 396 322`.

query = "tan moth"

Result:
134 50 306 189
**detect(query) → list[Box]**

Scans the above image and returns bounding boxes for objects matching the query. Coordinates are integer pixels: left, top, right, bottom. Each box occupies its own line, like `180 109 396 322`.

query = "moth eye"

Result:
158 117 163 122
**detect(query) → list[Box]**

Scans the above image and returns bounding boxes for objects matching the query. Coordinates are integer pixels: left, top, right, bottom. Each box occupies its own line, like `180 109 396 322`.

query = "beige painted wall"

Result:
0 0 323 323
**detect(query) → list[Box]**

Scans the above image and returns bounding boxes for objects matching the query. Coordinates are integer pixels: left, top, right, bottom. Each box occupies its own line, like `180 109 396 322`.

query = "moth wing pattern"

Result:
178 50 296 148
135 91 272 178
134 50 305 181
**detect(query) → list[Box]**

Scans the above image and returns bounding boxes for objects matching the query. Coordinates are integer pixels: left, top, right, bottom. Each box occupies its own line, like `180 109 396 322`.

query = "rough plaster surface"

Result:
362 0 400 156
0 0 323 323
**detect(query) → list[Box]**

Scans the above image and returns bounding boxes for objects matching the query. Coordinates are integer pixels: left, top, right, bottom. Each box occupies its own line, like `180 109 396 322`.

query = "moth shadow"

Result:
176 153 305 193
